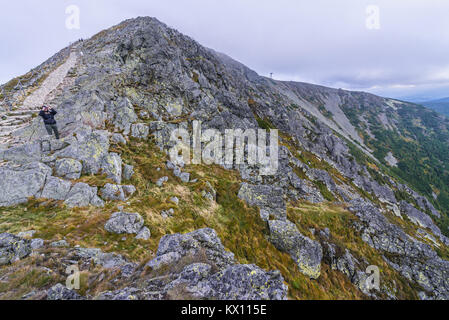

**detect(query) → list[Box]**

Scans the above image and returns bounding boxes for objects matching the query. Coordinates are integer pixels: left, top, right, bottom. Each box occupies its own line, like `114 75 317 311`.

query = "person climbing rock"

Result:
39 105 60 139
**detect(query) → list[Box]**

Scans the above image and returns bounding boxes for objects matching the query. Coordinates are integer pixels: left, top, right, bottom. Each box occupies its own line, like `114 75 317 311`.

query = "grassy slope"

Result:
0 135 426 300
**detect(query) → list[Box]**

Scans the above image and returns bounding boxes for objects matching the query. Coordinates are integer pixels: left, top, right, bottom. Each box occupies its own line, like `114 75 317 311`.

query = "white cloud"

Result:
1 0 448 99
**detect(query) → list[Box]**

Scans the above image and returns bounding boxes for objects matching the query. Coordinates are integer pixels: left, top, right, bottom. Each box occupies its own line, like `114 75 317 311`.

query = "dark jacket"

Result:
39 109 57 125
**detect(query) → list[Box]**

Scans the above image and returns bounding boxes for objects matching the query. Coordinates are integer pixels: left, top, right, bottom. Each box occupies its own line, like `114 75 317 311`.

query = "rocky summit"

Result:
0 17 448 300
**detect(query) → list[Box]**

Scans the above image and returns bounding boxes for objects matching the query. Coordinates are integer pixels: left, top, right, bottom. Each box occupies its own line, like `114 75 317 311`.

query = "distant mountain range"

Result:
421 97 449 117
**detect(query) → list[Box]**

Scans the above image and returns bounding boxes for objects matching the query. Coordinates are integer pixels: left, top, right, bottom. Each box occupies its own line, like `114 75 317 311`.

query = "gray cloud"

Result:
1 0 448 100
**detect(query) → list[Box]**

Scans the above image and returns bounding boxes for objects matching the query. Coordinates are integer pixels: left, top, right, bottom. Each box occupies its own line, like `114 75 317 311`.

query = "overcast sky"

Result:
1 0 448 100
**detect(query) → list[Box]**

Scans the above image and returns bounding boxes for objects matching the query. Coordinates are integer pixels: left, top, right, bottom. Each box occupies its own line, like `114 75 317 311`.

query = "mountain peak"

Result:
0 16 449 301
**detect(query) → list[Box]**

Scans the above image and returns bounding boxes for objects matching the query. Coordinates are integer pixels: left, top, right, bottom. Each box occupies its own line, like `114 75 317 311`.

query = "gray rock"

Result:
74 247 129 269
95 287 140 300
152 228 235 270
0 162 51 207
111 98 138 135
17 230 36 239
111 133 127 145
156 176 168 187
100 183 135 201
46 284 84 300
161 208 175 219
0 233 32 265
201 181 216 201
100 152 122 184
180 172 190 183
136 227 151 240
170 197 179 205
268 220 323 279
399 201 442 239
54 158 83 180
123 164 134 180
64 182 103 208
0 141 42 164
349 198 449 299
54 129 110 175
238 183 286 221
40 176 72 200
195 264 287 300
100 183 125 201
130 123 149 139
147 252 182 271
51 240 69 248
105 212 145 235
122 185 137 198
30 239 45 250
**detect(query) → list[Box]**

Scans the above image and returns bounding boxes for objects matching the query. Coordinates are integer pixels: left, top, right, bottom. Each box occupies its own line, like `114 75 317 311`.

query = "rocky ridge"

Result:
0 17 448 300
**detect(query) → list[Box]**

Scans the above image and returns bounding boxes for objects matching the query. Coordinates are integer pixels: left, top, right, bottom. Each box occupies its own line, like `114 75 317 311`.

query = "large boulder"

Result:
399 201 443 240
40 176 72 200
268 220 323 279
165 263 287 300
109 97 138 135
0 162 51 207
237 183 286 221
55 158 83 180
148 228 235 270
64 182 104 208
0 141 42 164
54 128 110 175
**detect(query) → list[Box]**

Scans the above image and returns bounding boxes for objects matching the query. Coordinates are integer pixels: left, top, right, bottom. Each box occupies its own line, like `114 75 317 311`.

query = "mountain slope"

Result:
422 97 449 117
0 17 448 300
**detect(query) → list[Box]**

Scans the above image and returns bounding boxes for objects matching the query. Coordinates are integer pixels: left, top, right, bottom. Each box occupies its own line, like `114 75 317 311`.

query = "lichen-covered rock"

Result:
111 133 127 145
110 98 138 135
74 247 130 269
0 141 42 164
238 183 286 221
0 233 32 265
46 284 84 300
130 123 149 139
40 176 72 200
100 152 122 184
166 263 288 300
51 240 69 248
268 220 323 279
54 158 82 180
104 212 145 235
95 287 140 300
64 182 104 208
0 162 51 207
150 228 235 270
123 164 134 180
136 227 151 240
54 129 110 175
349 198 449 299
399 201 442 239
100 183 135 201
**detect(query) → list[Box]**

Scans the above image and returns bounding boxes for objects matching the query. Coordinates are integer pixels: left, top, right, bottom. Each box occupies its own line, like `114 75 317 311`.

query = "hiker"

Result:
39 105 60 139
